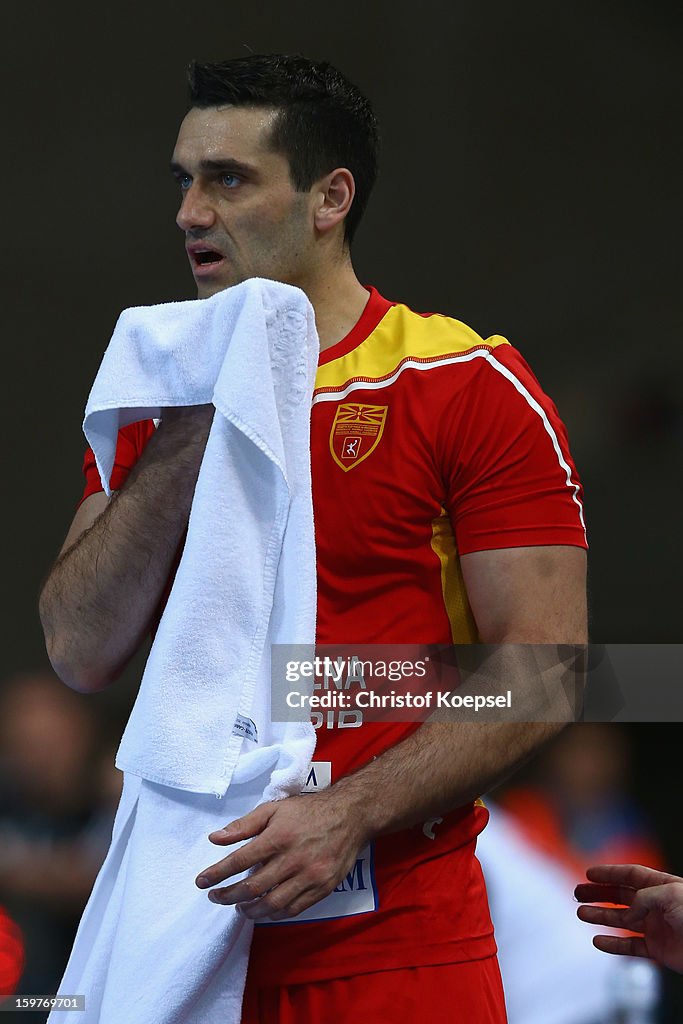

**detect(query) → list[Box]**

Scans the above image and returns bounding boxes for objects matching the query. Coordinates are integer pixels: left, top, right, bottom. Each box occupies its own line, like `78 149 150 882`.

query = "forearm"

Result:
330 641 580 837
332 718 563 838
39 407 213 691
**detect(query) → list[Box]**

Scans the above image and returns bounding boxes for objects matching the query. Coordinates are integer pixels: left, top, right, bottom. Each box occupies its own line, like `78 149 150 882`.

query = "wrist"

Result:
327 770 391 843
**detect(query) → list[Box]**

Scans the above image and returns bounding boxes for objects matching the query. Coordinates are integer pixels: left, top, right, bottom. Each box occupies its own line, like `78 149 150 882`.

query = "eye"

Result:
221 173 240 188
177 174 192 191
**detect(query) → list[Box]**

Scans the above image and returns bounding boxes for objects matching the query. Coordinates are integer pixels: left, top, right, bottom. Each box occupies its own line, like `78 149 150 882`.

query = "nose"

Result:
176 184 216 232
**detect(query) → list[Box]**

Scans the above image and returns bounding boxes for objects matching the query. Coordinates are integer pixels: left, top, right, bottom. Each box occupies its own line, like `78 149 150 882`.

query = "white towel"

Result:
49 772 266 1024
49 279 318 1024
85 277 318 798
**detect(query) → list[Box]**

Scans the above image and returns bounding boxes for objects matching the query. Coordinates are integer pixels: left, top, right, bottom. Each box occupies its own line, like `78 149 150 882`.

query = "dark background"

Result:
2 0 682 1017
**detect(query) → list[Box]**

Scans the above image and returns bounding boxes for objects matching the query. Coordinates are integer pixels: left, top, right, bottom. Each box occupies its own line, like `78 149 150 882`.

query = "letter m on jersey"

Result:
334 858 368 893
330 403 388 472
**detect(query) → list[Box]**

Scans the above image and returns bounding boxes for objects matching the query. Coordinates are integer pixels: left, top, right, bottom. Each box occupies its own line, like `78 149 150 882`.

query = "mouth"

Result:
186 245 227 277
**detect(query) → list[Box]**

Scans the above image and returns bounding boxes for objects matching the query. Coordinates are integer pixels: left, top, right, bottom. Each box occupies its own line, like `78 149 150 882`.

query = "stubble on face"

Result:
172 106 317 298
198 191 313 298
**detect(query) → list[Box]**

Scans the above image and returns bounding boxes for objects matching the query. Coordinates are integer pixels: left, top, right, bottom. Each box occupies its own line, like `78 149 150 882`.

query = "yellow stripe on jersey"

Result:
431 508 489 814
315 301 510 394
430 509 480 645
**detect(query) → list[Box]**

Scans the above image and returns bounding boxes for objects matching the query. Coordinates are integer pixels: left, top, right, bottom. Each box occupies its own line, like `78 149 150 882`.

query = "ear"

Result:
313 168 355 237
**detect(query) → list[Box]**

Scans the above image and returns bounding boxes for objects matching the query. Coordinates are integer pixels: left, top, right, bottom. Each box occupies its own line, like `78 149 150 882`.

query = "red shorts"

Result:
241 956 507 1024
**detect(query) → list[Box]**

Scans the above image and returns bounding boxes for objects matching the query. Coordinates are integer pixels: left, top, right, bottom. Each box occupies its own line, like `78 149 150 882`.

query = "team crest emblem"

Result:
330 403 388 472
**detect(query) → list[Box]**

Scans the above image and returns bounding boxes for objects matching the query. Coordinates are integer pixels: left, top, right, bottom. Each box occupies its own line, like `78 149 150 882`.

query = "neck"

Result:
300 258 370 352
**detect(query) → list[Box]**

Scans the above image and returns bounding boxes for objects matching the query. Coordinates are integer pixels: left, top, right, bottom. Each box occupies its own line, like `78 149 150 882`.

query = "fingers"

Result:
205 859 291 906
575 864 683 915
577 903 641 931
196 805 279 888
585 864 682 890
239 878 322 921
235 856 353 921
574 882 637 907
207 869 318 921
202 856 343 921
196 839 271 889
239 878 307 920
196 847 260 888
208 804 276 845
592 933 649 959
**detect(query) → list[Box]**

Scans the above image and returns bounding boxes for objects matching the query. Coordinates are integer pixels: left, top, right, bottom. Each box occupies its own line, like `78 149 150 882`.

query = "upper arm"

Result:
459 544 587 643
58 491 113 558
436 345 588 643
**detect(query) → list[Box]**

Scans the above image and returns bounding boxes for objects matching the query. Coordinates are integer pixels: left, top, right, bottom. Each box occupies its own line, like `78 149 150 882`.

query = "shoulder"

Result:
315 295 513 397
389 300 558 410
384 299 511 362
378 300 534 406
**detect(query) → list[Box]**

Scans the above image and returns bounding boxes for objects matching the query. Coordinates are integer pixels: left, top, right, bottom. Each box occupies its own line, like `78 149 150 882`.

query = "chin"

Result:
196 274 248 300
197 281 229 299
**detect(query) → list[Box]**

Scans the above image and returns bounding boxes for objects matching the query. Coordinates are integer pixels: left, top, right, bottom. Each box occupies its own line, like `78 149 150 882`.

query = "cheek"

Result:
244 192 311 237
246 216 309 262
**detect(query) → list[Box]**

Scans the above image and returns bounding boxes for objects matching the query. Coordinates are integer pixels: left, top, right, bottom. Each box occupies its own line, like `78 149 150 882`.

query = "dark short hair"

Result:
187 54 379 245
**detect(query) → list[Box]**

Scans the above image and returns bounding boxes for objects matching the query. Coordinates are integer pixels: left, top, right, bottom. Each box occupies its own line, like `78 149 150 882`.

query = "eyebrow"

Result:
169 158 258 178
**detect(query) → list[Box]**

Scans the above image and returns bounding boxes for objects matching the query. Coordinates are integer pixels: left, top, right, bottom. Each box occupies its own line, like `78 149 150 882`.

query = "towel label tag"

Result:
232 715 258 744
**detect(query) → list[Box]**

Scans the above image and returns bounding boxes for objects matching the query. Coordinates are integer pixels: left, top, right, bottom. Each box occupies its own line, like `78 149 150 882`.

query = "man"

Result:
39 55 588 1023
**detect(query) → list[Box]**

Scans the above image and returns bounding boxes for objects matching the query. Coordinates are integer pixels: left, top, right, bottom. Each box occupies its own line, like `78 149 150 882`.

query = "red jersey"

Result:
79 287 587 983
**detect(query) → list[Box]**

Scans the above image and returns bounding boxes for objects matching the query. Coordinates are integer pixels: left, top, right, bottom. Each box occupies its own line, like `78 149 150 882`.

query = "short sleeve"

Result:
438 345 588 555
78 420 157 509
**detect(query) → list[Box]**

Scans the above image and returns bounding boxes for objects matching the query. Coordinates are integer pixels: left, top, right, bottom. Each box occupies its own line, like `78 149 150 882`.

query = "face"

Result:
0 679 96 808
172 105 317 297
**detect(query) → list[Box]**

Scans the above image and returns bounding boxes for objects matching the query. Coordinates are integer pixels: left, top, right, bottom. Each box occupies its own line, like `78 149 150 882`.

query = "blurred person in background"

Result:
479 803 660 1024
0 671 120 995
498 724 664 1023
500 724 663 873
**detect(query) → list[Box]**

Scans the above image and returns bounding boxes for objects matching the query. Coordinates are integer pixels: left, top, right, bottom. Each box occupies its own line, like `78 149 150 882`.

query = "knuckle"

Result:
312 861 335 887
281 899 306 919
286 854 306 874
241 877 262 900
273 827 295 850
263 890 287 914
260 837 282 859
